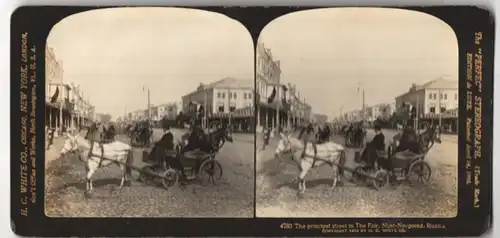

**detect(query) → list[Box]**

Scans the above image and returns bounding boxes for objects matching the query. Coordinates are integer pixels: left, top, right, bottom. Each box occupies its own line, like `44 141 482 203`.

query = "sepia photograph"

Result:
256 8 458 217
44 7 255 217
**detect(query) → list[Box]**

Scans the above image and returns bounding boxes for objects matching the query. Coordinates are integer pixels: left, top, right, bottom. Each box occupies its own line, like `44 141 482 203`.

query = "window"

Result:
229 102 236 112
440 104 446 113
428 93 432 99
217 92 221 98
233 92 237 99
218 104 224 113
222 92 225 99
444 93 447 100
249 93 252 99
429 104 436 113
244 93 247 99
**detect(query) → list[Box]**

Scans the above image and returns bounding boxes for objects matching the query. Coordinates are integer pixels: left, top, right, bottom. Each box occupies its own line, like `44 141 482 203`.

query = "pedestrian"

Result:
46 126 55 150
263 126 270 150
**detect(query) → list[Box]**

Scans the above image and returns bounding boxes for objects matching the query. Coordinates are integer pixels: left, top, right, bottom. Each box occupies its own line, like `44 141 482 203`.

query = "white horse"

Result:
274 132 346 194
59 133 134 197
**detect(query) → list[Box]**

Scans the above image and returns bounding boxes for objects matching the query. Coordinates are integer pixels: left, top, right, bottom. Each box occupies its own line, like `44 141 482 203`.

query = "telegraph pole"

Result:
204 89 208 129
362 90 365 122
227 88 232 130
438 89 442 129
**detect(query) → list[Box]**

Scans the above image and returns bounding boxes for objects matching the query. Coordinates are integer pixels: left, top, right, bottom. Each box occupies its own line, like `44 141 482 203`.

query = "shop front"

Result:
210 106 254 133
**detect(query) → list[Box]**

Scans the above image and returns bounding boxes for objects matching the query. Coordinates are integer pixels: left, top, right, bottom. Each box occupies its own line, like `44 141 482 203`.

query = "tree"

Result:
98 113 112 123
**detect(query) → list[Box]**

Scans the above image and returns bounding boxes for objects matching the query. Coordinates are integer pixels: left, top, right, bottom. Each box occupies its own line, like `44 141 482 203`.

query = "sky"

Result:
47 7 253 119
259 8 459 120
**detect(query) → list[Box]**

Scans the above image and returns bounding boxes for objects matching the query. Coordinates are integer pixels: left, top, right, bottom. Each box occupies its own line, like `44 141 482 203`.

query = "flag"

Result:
50 87 59 103
267 87 276 103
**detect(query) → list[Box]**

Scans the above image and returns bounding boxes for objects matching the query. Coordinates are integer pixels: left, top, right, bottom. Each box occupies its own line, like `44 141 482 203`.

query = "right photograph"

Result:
255 8 458 218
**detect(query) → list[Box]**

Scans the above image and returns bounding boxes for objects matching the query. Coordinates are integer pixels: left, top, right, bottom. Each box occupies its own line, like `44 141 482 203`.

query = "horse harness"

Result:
304 148 344 168
87 128 106 168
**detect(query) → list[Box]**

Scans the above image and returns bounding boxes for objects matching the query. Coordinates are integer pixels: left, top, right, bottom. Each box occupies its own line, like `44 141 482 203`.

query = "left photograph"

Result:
44 7 255 217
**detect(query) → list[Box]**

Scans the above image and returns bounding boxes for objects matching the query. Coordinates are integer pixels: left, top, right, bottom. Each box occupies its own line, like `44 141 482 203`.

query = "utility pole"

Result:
415 95 420 131
438 89 442 130
227 88 232 130
204 88 208 129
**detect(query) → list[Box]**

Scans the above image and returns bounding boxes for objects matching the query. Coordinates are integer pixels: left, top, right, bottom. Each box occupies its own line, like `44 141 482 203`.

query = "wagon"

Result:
352 145 431 190
138 147 223 189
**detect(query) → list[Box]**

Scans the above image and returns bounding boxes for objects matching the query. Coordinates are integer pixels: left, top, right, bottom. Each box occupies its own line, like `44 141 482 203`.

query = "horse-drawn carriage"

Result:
136 126 231 189
351 143 431 190
350 128 438 190
138 147 223 188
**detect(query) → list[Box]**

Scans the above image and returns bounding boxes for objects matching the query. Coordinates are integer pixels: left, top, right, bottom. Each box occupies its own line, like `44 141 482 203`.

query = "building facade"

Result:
155 102 180 120
395 78 458 132
395 78 458 117
256 42 311 132
181 78 254 132
362 103 396 121
45 46 95 134
313 114 328 124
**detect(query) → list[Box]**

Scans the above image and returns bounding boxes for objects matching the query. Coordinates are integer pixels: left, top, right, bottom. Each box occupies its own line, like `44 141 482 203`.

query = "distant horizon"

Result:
47 8 253 119
259 8 458 120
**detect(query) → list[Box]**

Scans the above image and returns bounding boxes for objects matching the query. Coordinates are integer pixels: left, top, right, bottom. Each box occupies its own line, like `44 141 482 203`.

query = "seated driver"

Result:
181 124 205 153
150 125 188 181
392 123 422 159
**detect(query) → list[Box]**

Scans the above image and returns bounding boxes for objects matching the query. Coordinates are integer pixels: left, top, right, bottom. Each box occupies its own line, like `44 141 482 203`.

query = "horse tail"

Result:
125 150 134 176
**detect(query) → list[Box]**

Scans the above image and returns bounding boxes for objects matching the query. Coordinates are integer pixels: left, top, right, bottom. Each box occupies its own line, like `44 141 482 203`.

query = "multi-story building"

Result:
156 102 180 120
362 103 396 121
314 114 328 124
256 42 311 132
395 78 458 117
181 77 254 131
395 78 458 132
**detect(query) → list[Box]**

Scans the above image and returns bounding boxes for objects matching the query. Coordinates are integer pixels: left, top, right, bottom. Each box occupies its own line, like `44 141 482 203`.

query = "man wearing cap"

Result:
368 123 387 170
298 116 319 159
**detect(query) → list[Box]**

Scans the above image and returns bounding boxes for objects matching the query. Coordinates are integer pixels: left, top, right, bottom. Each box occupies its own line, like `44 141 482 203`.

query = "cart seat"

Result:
375 150 388 159
392 150 422 161
182 150 213 160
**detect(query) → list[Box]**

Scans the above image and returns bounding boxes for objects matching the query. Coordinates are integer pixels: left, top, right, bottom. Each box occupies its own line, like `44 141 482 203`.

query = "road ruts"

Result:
256 130 458 218
45 128 255 217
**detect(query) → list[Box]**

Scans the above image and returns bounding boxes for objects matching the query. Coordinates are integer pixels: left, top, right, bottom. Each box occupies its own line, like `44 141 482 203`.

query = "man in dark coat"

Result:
148 125 188 180
394 123 421 154
181 124 206 153
298 118 319 159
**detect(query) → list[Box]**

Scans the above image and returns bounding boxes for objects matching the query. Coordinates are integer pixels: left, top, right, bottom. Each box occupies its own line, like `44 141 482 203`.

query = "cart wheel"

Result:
161 168 178 188
199 159 223 185
139 165 155 185
408 161 431 186
372 170 389 190
351 166 365 184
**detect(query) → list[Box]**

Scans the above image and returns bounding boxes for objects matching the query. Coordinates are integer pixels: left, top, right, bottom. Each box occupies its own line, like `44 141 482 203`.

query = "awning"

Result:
422 108 458 119
211 106 254 119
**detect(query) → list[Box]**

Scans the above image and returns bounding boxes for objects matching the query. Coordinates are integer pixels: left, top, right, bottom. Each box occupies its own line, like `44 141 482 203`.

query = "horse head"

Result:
221 127 233 143
274 132 301 159
60 132 81 157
